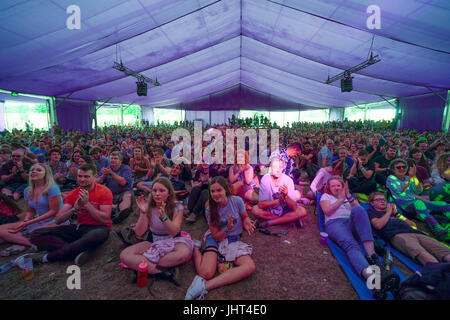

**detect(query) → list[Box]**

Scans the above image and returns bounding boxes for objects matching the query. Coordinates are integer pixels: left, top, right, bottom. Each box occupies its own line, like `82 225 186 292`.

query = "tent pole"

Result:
426 87 449 104
442 90 450 133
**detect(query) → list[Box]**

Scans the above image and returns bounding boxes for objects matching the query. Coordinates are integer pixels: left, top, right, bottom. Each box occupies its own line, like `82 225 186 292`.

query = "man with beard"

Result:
27 164 113 266
251 157 306 228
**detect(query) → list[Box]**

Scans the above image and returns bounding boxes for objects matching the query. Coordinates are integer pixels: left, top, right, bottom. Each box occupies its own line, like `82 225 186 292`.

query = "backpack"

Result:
399 262 450 300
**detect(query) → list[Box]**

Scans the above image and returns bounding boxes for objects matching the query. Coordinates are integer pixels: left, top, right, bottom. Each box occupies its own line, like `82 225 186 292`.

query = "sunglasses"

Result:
372 198 386 202
395 165 406 170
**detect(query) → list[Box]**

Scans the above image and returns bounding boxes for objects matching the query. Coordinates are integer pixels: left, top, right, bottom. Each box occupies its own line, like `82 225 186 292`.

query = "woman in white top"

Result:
319 176 399 296
119 177 193 276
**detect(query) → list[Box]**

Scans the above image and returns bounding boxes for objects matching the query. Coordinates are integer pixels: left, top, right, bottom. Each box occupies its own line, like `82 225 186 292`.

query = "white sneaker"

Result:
185 275 208 300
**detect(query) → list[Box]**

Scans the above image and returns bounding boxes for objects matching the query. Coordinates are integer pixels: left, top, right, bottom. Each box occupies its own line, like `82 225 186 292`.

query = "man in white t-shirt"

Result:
251 157 307 228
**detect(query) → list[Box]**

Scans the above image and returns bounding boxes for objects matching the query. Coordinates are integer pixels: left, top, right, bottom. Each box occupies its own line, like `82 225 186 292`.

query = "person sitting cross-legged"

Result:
118 177 193 282
185 176 256 300
251 157 307 228
368 192 450 266
26 164 113 266
0 164 68 255
97 151 134 224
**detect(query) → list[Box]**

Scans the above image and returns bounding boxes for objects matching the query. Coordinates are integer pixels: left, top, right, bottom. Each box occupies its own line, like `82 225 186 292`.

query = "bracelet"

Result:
160 214 169 222
346 196 354 200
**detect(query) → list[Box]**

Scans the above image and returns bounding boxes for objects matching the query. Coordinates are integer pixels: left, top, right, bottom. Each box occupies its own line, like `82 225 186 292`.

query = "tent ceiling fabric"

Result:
0 0 448 110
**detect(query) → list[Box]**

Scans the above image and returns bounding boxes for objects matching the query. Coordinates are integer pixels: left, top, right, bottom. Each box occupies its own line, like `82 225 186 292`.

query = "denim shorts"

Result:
204 233 240 249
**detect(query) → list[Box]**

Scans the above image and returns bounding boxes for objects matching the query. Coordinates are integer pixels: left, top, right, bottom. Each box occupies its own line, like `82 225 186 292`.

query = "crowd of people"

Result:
0 118 449 300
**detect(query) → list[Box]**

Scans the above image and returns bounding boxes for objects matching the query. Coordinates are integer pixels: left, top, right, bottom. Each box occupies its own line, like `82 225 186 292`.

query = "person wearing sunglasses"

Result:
386 159 449 242
368 192 450 265
0 150 33 201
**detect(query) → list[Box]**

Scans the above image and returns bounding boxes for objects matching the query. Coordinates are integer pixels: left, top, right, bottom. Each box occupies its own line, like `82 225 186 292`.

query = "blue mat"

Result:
316 193 409 300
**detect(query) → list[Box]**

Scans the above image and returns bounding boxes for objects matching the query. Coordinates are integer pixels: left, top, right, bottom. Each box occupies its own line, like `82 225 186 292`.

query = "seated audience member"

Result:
331 147 355 170
168 163 189 201
27 164 112 266
319 177 400 297
0 193 20 225
164 141 175 160
118 177 193 281
129 146 150 185
296 141 319 181
229 150 259 204
318 139 334 168
270 143 302 177
373 145 397 187
64 150 82 190
78 154 95 167
366 138 383 166
310 159 346 195
46 148 68 187
429 152 450 202
368 192 450 266
0 148 11 168
33 140 48 163
409 148 431 176
0 164 67 252
186 176 256 300
89 146 110 175
0 149 33 200
97 151 134 224
61 140 75 163
348 143 359 160
386 159 449 242
405 158 431 190
185 163 212 224
347 150 377 195
148 147 171 180
251 157 307 228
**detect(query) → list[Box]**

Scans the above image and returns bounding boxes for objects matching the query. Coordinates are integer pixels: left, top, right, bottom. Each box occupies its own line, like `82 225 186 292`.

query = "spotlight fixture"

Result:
325 53 381 92
136 81 148 96
340 72 353 92
113 61 160 96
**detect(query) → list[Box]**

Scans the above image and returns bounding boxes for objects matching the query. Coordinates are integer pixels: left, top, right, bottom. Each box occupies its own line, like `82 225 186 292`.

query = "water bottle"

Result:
383 249 393 271
137 260 148 287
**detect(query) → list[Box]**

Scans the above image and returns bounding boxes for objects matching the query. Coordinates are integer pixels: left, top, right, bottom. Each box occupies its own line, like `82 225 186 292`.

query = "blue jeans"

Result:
325 206 374 276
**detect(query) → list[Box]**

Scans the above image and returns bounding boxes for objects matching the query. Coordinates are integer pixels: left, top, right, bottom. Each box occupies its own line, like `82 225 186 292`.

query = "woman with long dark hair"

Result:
185 176 256 300
119 177 193 276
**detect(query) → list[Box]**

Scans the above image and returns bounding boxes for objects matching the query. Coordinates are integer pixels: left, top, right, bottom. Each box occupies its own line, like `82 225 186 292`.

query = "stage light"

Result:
136 81 147 96
340 73 353 92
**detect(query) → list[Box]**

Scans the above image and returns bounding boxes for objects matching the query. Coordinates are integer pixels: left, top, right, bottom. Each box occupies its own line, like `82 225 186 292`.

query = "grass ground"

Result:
1 190 424 300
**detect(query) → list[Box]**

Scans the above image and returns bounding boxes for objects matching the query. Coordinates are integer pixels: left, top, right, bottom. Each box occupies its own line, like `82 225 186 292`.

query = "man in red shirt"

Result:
27 164 113 266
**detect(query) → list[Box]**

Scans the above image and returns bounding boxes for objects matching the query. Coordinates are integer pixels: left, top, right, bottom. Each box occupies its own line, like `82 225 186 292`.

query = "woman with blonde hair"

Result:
0 163 66 255
118 176 193 279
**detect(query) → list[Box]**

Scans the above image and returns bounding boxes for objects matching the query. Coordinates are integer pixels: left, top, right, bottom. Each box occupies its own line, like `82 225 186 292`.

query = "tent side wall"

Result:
399 92 447 132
